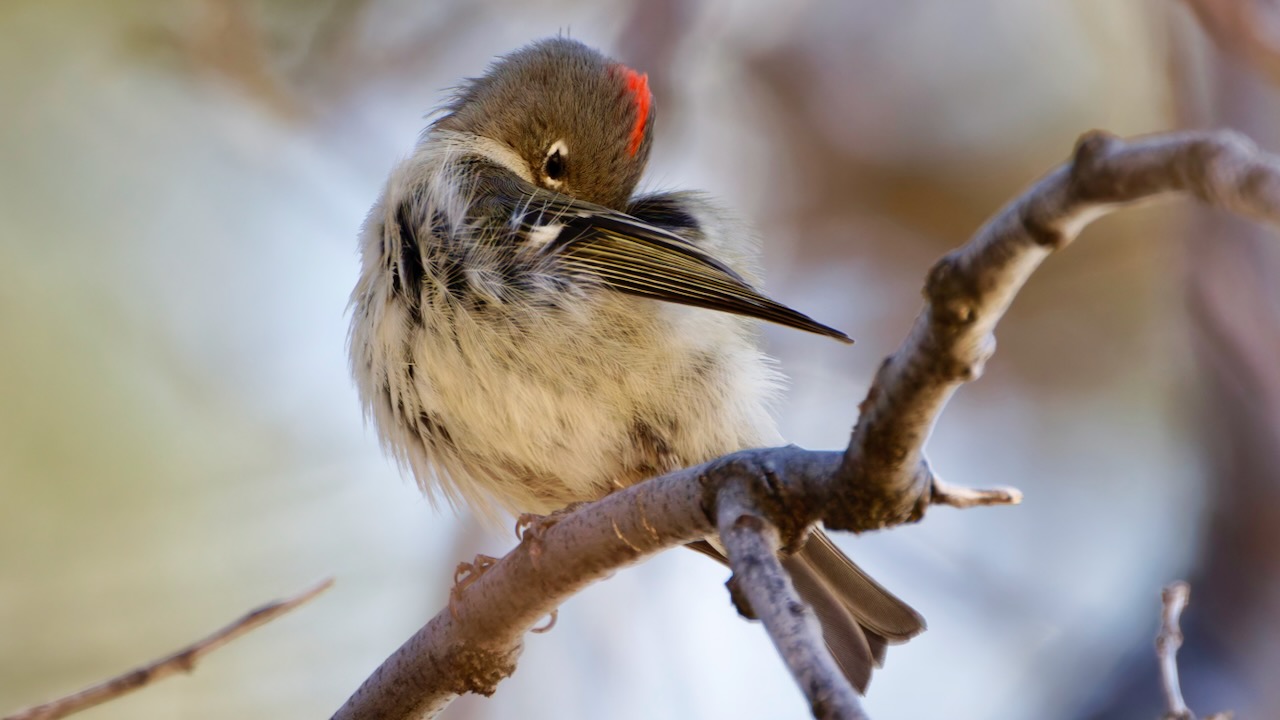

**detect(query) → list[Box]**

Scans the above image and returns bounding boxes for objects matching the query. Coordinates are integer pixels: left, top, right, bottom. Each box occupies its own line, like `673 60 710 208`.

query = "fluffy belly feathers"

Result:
362 287 781 519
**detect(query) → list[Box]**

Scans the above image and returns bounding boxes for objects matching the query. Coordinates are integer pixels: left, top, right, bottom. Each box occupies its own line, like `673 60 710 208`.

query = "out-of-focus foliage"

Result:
0 1 1239 718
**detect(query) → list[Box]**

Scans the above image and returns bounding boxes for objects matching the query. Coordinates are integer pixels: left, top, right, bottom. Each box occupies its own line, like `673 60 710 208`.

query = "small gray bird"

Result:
349 37 924 692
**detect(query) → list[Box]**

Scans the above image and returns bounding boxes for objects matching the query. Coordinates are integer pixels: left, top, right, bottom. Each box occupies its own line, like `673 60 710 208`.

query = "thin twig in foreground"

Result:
1156 581 1232 720
1157 582 1194 720
4 578 334 720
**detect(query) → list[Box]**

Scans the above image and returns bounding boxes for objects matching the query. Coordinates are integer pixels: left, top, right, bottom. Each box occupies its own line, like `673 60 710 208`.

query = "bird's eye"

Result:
544 150 565 179
542 140 568 186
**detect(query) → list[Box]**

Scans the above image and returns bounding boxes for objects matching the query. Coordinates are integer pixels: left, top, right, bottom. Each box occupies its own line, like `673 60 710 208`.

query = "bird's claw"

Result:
449 553 499 620
515 503 589 568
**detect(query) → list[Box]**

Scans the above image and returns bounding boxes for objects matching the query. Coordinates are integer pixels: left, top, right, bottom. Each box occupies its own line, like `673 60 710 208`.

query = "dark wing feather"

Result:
519 197 852 343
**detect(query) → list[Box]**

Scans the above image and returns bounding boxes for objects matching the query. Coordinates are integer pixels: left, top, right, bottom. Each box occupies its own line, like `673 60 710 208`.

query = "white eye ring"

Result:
542 139 568 188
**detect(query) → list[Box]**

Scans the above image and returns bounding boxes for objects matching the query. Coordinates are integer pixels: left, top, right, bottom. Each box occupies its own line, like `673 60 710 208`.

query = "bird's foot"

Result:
515 503 590 567
449 553 499 620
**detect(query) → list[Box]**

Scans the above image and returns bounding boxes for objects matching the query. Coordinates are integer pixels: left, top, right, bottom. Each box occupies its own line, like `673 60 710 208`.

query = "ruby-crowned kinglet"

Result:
348 37 923 692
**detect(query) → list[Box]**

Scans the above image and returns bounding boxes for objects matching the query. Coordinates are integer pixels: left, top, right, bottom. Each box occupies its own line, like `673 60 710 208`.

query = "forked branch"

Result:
333 130 1280 720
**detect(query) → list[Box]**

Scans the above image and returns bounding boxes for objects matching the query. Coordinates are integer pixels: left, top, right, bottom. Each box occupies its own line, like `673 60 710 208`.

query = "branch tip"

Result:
931 478 1022 509
1157 581 1192 720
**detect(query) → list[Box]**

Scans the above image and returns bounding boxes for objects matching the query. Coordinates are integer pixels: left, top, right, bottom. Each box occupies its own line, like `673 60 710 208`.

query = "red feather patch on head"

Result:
615 65 651 157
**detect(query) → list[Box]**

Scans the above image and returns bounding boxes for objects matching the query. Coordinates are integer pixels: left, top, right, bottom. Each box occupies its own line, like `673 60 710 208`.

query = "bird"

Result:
348 36 924 693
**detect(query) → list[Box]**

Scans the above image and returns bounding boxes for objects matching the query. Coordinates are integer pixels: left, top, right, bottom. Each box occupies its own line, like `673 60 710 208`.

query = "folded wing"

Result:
517 196 852 343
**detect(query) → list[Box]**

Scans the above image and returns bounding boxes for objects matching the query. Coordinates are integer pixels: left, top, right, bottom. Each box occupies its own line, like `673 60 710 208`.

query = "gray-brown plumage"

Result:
349 36 924 693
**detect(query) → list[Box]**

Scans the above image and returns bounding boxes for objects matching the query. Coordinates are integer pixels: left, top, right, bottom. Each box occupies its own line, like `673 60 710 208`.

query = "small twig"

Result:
1155 582 1232 720
1157 582 1194 720
931 477 1022 509
4 578 334 720
717 489 867 720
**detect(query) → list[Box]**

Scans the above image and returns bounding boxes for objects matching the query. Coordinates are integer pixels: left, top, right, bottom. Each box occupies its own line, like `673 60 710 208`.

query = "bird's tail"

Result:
688 529 924 693
782 531 925 692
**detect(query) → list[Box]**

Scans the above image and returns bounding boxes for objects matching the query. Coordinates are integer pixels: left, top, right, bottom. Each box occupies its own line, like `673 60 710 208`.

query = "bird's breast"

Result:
393 286 782 518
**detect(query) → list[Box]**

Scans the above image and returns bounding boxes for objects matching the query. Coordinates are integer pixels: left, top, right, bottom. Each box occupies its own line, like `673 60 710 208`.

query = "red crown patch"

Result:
615 65 651 157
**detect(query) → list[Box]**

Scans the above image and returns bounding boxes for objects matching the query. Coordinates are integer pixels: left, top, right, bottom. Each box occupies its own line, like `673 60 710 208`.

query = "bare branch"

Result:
831 129 1280 532
4 579 334 720
330 460 729 720
333 130 1280 720
717 487 867 720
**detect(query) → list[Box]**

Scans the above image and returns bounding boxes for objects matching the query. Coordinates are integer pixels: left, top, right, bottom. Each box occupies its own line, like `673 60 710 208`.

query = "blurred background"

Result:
3 0 1278 718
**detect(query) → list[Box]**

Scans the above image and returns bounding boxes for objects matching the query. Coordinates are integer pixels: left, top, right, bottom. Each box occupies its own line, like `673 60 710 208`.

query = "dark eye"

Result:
542 140 569 185
543 148 566 181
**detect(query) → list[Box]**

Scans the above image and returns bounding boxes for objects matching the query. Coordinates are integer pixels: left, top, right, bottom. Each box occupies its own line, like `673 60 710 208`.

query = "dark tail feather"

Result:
867 629 889 667
783 551 876 692
796 531 926 642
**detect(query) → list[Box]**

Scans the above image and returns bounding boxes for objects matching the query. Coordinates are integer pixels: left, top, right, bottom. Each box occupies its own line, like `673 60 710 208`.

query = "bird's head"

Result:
433 37 655 210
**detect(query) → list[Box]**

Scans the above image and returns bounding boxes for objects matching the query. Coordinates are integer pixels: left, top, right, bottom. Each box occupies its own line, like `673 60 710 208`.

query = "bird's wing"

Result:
515 194 852 343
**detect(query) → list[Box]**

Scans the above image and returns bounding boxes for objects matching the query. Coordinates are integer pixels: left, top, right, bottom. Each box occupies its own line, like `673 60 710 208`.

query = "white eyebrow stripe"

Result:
468 136 534 183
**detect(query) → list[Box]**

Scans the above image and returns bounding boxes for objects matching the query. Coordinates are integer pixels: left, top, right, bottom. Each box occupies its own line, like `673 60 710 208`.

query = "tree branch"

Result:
331 458 720 720
4 579 333 720
333 129 1280 720
830 129 1280 531
717 485 867 720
